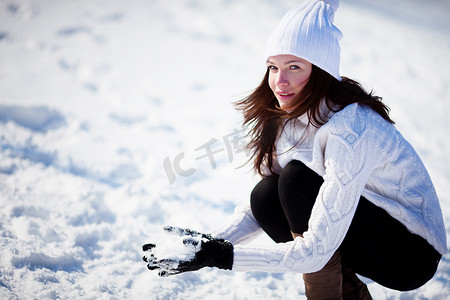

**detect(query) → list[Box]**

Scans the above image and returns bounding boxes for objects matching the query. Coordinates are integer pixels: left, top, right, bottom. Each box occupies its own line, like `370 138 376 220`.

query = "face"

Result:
266 54 312 110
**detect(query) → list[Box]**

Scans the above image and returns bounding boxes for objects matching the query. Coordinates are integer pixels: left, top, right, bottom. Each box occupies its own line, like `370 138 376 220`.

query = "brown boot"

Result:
341 261 372 300
291 232 343 300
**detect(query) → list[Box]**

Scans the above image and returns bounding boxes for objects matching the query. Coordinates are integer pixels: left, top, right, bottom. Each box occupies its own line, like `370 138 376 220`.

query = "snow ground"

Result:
0 0 449 299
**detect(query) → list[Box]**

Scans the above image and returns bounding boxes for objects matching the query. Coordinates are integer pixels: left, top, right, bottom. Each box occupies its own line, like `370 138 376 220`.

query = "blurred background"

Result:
1 0 449 299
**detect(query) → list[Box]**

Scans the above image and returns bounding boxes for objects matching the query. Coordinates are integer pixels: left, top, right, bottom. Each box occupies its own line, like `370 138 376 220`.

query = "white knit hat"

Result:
265 0 342 80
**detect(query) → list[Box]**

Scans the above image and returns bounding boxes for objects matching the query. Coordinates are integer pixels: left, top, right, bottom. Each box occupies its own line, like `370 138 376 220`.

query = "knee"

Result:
278 160 323 196
279 160 314 185
250 176 279 217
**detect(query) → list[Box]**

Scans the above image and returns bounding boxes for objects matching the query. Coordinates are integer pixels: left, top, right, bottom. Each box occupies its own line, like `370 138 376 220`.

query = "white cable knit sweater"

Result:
212 103 447 273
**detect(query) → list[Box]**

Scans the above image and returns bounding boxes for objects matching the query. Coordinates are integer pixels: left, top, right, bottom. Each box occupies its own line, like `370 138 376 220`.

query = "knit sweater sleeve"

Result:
210 203 263 245
232 105 379 273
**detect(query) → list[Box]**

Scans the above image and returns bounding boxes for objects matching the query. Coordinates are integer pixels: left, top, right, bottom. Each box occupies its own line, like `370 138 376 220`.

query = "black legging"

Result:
250 160 442 291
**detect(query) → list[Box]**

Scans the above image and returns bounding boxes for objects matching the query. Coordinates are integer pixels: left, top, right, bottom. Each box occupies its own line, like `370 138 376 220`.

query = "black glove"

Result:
142 226 234 277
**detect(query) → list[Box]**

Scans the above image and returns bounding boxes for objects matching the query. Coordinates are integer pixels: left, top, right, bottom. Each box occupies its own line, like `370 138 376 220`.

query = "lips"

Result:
276 91 295 99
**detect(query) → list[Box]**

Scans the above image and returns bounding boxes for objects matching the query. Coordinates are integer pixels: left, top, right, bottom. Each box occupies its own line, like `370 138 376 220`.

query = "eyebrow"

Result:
266 59 306 65
285 60 305 64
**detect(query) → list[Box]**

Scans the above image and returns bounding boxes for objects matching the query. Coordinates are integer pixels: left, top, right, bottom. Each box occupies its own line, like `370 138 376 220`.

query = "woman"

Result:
143 1 447 299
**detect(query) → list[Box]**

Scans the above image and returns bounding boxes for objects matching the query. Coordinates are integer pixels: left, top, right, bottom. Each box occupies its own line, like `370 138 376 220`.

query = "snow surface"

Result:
1 0 449 299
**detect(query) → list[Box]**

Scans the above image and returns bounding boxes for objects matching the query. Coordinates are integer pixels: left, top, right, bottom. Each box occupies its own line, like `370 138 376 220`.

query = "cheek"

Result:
268 74 276 92
294 74 310 90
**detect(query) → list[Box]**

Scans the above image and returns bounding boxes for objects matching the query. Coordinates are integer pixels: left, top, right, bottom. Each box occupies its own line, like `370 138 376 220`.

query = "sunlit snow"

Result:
1 0 449 299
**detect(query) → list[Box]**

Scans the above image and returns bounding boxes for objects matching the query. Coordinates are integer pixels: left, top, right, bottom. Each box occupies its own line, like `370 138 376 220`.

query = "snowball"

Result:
144 232 205 269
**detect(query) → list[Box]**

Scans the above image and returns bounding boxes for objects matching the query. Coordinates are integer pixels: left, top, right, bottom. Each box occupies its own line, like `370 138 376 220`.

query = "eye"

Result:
289 65 300 70
268 65 278 71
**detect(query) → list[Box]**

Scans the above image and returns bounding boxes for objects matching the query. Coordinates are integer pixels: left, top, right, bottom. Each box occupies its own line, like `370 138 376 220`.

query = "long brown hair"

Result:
234 65 394 176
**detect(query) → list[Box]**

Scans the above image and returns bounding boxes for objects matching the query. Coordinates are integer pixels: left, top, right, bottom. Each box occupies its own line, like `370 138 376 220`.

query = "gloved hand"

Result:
142 226 234 277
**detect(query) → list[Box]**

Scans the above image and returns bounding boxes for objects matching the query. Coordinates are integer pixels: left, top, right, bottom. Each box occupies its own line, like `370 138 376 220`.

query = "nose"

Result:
275 71 289 87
